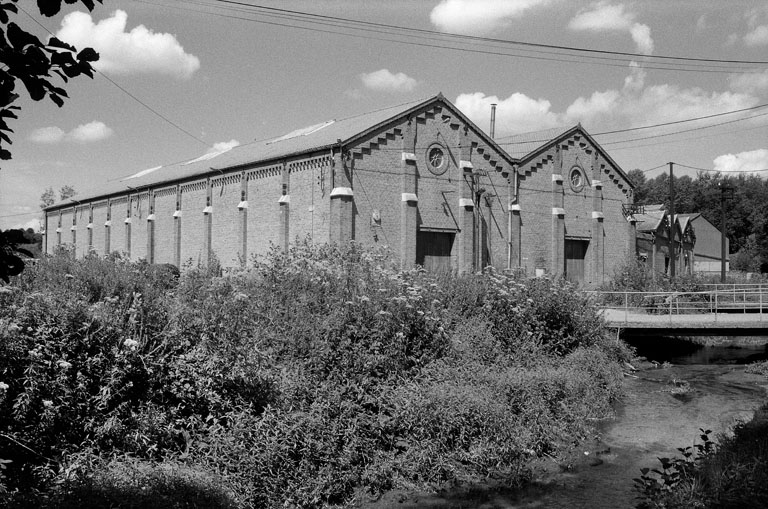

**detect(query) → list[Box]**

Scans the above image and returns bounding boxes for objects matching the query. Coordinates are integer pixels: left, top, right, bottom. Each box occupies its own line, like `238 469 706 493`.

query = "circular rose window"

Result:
426 144 448 175
569 166 585 192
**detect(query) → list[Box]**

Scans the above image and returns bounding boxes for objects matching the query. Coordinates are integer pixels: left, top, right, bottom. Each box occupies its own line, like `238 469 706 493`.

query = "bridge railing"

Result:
588 288 768 321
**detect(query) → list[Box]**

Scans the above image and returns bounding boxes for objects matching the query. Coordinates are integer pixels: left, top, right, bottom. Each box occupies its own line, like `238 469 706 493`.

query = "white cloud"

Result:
56 10 200 79
29 126 65 144
12 218 43 232
430 0 554 35
68 121 113 143
360 69 418 93
744 25 768 46
568 2 653 54
29 122 113 144
455 92 562 134
729 70 768 95
456 63 759 139
713 149 768 175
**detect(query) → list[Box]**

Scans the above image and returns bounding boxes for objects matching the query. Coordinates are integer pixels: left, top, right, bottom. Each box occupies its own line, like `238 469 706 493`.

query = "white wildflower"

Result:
42 400 53 408
123 338 139 350
0 382 8 391
57 360 72 370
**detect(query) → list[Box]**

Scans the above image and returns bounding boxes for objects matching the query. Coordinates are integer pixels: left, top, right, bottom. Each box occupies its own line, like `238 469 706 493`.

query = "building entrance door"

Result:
565 239 589 283
416 231 454 272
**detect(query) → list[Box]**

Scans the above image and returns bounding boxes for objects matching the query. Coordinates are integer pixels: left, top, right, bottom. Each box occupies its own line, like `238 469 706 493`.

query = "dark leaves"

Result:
1 0 101 162
37 0 63 17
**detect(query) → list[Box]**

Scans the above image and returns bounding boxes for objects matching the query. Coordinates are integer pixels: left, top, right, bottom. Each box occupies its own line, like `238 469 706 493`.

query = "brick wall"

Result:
211 174 242 267
516 131 633 284
179 181 207 267
288 156 331 247
130 193 149 261
91 201 108 256
110 197 128 256
246 166 282 261
153 187 177 264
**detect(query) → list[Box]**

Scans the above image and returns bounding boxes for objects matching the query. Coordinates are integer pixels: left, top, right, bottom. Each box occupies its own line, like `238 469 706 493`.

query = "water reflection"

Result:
626 335 768 365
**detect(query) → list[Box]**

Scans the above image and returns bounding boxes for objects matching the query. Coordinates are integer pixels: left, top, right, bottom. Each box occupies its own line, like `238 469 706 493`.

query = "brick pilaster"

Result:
457 126 475 273
279 162 290 252
238 171 248 265
330 147 354 245
551 147 564 276
400 120 418 268
591 151 604 285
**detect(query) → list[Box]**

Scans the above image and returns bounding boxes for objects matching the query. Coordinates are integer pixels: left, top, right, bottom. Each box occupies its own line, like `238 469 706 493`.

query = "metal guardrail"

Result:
588 287 768 325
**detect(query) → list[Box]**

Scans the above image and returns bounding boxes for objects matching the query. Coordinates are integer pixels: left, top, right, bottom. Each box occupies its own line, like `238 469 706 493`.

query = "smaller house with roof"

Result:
634 205 701 277
678 213 729 274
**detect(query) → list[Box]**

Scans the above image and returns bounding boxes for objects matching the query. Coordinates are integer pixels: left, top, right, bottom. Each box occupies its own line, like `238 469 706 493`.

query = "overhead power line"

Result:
149 0 768 75
204 0 768 66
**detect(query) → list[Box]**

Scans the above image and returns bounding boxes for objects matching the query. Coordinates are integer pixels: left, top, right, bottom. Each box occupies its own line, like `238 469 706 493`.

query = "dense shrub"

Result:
0 242 628 507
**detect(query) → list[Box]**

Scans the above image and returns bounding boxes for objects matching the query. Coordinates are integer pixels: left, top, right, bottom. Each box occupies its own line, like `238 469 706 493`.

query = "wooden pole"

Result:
669 162 676 279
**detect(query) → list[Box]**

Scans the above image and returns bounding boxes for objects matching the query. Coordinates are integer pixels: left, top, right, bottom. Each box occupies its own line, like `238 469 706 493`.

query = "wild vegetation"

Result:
0 243 629 508
634 402 768 509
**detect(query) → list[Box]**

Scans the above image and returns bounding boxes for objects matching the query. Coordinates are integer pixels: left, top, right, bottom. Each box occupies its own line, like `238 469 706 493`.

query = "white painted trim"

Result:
509 204 521 212
401 193 418 203
592 211 604 219
330 187 354 198
460 160 473 170
552 174 564 183
552 207 565 215
237 201 248 209
278 195 290 204
86 223 93 229
459 198 474 208
402 152 416 162
55 228 62 233
591 180 603 188
70 226 76 231
202 206 213 214
104 221 111 227
124 218 132 224
173 210 182 218
146 214 156 222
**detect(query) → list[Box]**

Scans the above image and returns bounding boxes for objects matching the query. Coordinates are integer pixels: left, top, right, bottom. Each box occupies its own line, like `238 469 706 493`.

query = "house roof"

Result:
47 93 517 211
635 209 666 232
676 213 700 233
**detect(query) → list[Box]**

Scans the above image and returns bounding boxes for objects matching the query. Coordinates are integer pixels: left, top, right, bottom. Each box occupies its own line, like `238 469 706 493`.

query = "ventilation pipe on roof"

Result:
490 103 497 139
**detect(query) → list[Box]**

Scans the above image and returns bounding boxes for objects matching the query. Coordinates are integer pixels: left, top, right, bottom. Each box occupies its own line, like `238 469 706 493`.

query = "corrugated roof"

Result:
49 96 438 208
496 125 574 159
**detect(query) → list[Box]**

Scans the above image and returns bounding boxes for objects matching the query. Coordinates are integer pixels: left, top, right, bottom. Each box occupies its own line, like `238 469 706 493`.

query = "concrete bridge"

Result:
591 285 768 336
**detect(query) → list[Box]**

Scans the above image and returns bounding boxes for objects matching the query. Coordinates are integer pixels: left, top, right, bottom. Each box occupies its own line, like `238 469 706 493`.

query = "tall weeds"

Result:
0 242 629 508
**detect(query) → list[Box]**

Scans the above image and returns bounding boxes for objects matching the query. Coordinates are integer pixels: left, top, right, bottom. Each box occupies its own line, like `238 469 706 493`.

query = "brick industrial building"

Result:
43 94 636 286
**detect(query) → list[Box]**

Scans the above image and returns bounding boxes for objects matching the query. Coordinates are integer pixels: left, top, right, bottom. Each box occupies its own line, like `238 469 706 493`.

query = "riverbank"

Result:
361 362 768 509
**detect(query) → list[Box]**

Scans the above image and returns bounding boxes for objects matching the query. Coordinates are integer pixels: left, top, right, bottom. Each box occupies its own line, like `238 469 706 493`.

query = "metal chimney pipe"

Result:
490 103 497 139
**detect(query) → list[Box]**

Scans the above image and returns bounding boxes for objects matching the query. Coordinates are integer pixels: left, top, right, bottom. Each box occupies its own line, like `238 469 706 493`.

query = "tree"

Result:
39 184 76 209
1 0 102 161
1 0 101 282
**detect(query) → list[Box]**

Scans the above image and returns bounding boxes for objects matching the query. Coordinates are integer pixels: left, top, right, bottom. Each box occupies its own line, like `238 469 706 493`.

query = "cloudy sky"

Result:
2 0 768 229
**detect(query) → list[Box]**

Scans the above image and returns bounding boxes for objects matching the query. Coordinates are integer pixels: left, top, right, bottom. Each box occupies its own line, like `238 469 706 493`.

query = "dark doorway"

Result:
416 231 454 272
565 239 589 283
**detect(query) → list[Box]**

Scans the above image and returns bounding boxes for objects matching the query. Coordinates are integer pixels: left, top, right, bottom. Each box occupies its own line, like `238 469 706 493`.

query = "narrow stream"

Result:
372 337 768 509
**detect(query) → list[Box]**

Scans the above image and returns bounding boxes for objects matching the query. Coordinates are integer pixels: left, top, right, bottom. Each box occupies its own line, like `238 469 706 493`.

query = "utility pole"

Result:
668 162 676 279
719 183 734 283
